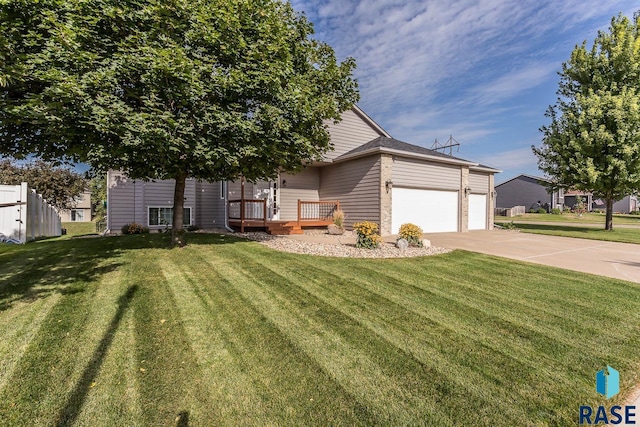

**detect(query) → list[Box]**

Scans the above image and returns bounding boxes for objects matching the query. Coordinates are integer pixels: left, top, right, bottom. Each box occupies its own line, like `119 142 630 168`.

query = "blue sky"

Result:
290 0 638 184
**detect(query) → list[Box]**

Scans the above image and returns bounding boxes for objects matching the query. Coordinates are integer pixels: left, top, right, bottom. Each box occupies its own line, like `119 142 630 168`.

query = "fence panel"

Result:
0 183 61 243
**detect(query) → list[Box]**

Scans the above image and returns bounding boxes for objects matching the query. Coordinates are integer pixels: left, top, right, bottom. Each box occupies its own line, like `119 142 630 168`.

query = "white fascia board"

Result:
470 165 502 173
351 105 392 138
333 147 478 167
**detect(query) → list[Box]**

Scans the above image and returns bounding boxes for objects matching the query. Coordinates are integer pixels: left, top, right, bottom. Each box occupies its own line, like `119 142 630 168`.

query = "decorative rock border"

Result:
236 231 450 259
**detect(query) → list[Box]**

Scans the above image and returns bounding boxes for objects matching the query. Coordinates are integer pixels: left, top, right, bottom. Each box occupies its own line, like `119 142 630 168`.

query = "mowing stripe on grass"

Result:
0 296 60 394
215 245 457 425
161 251 377 426
2 233 640 425
127 249 218 426
237 250 536 424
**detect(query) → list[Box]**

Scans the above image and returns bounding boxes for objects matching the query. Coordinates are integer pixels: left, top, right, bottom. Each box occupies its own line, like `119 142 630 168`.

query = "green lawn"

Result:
506 223 640 244
1 234 639 426
496 212 640 225
62 221 97 237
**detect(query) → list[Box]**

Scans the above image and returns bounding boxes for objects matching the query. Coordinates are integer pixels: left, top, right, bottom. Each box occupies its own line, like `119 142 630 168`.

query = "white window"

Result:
148 207 192 226
70 210 84 222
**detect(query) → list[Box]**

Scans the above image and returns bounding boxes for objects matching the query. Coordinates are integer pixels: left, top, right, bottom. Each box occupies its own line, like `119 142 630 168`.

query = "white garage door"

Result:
392 188 458 233
468 194 487 230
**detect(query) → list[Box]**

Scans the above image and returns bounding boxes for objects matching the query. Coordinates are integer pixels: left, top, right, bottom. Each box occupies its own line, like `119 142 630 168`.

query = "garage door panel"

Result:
392 188 458 233
469 194 487 230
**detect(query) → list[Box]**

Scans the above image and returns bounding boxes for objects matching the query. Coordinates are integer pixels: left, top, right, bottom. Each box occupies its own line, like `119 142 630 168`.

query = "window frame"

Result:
147 206 192 227
70 209 84 222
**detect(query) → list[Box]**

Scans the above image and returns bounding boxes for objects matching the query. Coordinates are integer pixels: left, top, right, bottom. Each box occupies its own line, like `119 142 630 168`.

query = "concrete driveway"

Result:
425 230 640 284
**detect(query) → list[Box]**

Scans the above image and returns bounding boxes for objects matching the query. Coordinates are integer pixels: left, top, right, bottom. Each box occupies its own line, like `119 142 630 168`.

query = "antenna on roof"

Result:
431 135 460 156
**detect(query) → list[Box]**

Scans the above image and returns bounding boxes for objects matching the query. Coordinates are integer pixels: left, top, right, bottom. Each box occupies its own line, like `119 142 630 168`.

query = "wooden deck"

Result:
228 199 340 235
228 219 333 235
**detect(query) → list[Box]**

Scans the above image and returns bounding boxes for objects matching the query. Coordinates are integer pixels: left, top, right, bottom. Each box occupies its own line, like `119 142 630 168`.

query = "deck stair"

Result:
266 221 304 235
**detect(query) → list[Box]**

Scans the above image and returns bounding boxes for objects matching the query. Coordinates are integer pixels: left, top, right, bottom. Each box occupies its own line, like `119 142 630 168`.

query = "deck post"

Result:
262 199 267 227
240 177 245 233
297 199 301 227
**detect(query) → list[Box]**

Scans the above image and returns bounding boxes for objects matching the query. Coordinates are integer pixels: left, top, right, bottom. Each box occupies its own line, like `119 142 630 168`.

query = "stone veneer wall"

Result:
379 154 393 235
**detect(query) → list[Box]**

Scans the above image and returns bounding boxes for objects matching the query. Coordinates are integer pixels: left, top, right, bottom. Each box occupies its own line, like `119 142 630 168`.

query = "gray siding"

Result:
279 168 320 221
196 181 225 228
319 155 381 228
107 171 197 231
392 158 460 190
227 180 254 200
469 172 490 193
107 171 137 231
323 109 384 161
142 178 196 227
495 176 552 209
612 195 637 214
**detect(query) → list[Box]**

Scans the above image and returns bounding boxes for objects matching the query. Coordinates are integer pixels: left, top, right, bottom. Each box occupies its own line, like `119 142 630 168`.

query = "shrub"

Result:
353 221 383 249
536 208 547 214
629 210 640 215
501 221 517 230
528 209 537 213
121 223 149 234
397 223 423 247
551 208 561 215
186 225 199 232
332 209 345 228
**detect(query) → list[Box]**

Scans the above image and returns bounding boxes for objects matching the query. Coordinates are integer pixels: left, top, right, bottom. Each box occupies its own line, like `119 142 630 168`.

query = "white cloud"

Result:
291 0 637 174
475 147 538 172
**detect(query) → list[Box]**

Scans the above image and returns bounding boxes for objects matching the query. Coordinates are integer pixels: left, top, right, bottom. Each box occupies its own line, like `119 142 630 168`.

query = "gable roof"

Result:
351 105 392 138
334 136 501 172
495 174 552 188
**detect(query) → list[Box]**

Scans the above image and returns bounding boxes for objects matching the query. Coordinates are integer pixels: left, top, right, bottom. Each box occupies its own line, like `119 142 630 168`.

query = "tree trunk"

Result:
171 171 188 247
605 197 614 231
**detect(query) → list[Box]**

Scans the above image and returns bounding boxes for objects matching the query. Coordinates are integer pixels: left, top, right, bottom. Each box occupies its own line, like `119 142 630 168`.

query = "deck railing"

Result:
228 199 267 225
297 200 340 224
228 199 340 232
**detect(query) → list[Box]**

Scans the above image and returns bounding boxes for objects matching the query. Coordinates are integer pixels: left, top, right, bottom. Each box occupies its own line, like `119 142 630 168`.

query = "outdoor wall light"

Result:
282 179 287 188
464 186 471 196
385 180 393 193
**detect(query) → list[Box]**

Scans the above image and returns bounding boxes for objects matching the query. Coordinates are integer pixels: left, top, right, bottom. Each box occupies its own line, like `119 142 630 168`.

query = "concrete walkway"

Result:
424 229 640 284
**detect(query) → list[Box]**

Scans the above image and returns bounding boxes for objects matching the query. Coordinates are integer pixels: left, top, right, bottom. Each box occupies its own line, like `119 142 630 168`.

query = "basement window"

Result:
148 207 192 226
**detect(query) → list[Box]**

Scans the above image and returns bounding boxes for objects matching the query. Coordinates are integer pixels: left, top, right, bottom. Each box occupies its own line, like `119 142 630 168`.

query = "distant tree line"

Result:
0 159 86 211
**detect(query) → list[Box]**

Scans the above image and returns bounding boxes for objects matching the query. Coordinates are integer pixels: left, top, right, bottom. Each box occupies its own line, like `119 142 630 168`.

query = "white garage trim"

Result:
468 193 488 230
392 187 459 234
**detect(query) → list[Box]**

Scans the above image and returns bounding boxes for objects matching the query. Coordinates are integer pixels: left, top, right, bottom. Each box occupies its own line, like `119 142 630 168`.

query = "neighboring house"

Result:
563 190 593 212
59 190 93 222
496 174 638 214
495 175 563 212
107 106 500 236
592 195 638 214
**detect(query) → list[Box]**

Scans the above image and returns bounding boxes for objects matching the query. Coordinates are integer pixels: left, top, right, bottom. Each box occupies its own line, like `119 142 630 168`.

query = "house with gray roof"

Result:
107 106 500 235
495 174 564 212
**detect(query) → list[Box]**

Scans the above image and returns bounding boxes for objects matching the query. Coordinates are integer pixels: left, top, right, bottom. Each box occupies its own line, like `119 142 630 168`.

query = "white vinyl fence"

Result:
0 183 61 243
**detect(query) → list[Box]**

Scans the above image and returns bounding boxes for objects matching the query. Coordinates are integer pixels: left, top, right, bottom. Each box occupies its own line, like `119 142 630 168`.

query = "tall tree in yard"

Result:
534 12 640 231
0 0 358 246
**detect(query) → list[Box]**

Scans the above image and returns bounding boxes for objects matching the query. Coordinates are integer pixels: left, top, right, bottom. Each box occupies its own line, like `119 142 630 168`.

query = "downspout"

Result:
223 180 234 232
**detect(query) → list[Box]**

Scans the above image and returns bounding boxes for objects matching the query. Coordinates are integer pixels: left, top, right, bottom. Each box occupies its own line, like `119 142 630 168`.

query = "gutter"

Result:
223 180 234 232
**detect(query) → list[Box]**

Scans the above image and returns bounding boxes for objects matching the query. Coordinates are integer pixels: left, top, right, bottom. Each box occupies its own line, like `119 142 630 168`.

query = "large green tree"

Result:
0 0 358 245
534 12 640 230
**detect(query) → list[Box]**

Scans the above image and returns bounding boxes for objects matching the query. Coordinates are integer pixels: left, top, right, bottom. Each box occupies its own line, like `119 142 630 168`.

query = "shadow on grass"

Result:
55 285 138 427
175 411 189 427
0 232 247 312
